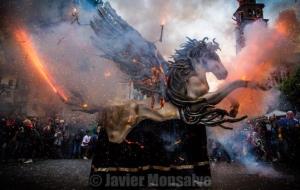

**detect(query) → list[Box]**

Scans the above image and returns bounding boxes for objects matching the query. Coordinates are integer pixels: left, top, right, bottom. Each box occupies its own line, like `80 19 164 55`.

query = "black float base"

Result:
90 119 211 189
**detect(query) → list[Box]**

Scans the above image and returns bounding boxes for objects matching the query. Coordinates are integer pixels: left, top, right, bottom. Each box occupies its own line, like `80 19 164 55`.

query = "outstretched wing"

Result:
90 1 168 96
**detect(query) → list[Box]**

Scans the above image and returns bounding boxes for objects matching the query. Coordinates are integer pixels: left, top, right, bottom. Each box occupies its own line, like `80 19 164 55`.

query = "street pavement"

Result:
0 160 299 190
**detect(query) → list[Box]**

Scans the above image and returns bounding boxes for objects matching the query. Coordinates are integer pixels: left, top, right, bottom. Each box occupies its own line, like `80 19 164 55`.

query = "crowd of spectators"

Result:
2 110 300 166
209 111 300 165
0 115 101 164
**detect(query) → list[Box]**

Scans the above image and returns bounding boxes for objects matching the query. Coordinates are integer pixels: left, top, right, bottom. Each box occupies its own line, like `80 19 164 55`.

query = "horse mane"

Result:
171 37 220 61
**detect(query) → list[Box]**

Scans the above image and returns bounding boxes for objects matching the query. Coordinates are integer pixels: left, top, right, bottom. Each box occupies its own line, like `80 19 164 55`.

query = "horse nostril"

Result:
223 71 228 79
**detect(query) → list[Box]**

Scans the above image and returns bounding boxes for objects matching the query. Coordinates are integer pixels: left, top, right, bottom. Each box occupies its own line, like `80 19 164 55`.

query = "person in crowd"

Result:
277 111 299 161
62 123 72 159
81 130 91 160
72 129 83 158
277 126 288 161
89 126 101 157
211 141 231 163
53 118 60 129
255 122 267 161
0 117 15 162
22 119 35 164
57 120 65 132
267 115 280 162
13 118 26 162
53 129 63 158
42 120 55 158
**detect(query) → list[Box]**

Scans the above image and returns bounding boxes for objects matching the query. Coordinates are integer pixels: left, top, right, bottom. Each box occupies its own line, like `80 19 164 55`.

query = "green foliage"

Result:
280 67 300 108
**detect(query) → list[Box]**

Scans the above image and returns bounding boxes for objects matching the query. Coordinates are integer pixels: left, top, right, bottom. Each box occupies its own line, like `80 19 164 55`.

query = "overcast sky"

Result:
108 0 299 62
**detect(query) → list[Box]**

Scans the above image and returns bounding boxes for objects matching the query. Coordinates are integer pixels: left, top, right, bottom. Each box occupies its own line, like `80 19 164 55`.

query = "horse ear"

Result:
212 38 221 51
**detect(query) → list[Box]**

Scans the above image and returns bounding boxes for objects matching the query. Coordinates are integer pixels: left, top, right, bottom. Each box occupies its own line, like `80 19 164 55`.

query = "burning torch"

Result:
159 24 164 43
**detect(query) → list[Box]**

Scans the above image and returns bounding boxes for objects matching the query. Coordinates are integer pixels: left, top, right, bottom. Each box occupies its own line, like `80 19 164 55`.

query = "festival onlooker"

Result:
62 124 72 159
22 119 34 164
72 129 83 158
89 126 101 157
53 129 63 159
0 117 12 162
42 121 55 158
277 111 299 161
81 130 91 160
267 115 280 161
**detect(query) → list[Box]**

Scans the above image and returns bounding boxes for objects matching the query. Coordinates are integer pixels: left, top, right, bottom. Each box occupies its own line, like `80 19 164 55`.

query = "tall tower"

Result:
233 0 268 53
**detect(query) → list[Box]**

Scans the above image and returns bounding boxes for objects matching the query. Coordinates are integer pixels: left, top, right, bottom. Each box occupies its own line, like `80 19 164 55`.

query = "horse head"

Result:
175 37 228 80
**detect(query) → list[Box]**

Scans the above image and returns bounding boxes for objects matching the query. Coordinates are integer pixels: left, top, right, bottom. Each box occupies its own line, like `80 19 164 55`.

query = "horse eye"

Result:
210 53 216 59
210 54 219 61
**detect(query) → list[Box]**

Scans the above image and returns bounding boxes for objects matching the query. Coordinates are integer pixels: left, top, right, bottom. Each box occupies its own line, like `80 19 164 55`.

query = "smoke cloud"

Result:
209 7 300 177
218 8 300 117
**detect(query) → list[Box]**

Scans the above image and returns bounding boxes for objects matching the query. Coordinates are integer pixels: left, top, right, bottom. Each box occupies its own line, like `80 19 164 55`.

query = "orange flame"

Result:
276 21 290 36
15 29 68 102
275 9 299 38
104 70 112 78
160 18 166 26
124 139 144 149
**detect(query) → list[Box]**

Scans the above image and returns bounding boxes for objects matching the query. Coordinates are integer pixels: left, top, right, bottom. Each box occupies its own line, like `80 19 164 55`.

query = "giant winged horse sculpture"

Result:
62 1 269 144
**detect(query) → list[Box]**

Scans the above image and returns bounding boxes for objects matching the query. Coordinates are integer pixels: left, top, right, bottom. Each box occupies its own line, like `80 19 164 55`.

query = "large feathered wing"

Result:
90 2 168 97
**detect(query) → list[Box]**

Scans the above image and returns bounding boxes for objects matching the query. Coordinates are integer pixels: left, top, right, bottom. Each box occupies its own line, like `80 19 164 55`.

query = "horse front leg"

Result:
203 80 270 105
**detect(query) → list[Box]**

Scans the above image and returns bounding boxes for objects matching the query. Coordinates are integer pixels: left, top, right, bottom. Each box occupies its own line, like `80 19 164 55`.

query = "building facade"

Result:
233 0 268 53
